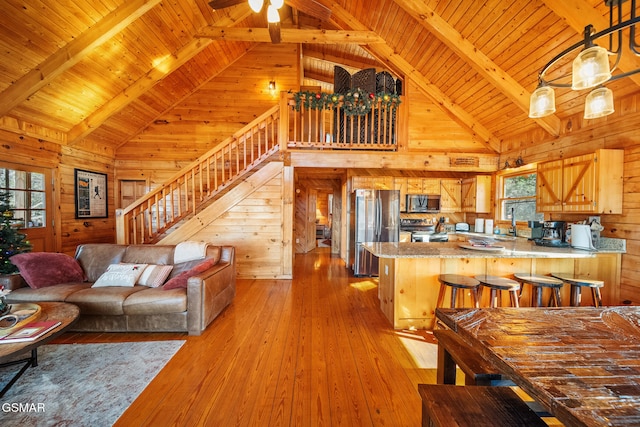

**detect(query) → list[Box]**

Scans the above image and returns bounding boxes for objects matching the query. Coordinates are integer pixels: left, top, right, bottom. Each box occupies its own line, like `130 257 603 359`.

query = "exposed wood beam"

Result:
326 2 501 153
304 70 333 85
67 7 253 145
303 47 379 71
543 0 640 87
196 27 385 44
395 0 561 137
0 0 161 118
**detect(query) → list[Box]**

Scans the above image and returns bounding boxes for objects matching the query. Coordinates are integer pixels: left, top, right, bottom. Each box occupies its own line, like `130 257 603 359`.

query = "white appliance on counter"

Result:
570 224 597 251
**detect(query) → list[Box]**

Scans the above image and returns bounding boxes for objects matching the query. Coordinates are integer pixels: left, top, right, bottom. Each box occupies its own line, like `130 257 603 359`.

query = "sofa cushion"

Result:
10 252 85 289
75 244 127 282
92 263 148 288
122 245 175 265
163 258 216 290
137 265 173 287
168 246 221 279
66 286 146 315
7 282 90 302
123 287 187 315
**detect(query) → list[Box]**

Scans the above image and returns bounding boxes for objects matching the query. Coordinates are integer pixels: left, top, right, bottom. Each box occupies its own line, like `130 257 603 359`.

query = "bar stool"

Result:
513 273 564 307
436 274 480 309
550 273 604 307
475 275 520 308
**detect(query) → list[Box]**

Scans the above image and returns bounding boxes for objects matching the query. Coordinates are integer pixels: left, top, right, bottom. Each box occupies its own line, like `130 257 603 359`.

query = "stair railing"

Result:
116 105 280 244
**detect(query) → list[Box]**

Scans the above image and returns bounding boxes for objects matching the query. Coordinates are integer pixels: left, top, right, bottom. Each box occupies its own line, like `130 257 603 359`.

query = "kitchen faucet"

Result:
510 207 517 237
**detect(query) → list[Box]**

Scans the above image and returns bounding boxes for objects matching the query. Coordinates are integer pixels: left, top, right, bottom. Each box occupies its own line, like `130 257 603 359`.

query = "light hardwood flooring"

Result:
54 248 436 426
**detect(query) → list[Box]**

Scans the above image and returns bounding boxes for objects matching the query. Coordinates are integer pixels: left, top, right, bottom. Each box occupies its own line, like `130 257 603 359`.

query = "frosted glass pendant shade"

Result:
267 4 280 22
584 87 614 119
572 46 611 90
248 0 263 13
529 86 556 118
270 0 284 9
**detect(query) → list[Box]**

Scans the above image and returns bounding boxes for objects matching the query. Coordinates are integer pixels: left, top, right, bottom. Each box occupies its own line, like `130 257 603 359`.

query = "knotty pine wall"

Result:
501 92 640 305
0 131 115 256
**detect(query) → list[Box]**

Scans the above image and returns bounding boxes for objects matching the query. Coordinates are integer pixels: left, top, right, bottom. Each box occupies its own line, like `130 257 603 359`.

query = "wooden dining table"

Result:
436 306 640 427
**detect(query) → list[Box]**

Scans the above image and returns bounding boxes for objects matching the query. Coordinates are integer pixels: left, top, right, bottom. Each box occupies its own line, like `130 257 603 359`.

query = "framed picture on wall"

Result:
74 169 108 218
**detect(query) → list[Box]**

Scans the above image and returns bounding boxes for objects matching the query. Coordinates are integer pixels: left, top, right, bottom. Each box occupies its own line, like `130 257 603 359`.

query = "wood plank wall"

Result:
502 93 640 304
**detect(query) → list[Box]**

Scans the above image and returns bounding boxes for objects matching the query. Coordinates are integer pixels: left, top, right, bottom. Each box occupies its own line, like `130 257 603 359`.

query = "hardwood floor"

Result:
54 248 436 426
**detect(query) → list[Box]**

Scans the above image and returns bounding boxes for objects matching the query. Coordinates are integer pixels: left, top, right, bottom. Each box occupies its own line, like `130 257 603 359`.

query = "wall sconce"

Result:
268 81 276 92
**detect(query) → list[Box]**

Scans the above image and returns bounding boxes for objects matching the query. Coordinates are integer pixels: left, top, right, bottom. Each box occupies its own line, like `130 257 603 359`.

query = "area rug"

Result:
0 340 185 426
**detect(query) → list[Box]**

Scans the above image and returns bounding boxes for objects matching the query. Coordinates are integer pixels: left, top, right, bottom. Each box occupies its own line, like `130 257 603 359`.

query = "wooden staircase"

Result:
116 105 281 244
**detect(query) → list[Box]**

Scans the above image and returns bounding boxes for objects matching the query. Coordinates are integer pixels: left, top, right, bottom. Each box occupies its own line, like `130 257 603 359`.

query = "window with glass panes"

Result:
0 167 46 228
498 171 543 222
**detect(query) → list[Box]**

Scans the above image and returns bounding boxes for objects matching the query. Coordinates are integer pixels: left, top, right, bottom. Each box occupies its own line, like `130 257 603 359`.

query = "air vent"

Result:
450 157 479 167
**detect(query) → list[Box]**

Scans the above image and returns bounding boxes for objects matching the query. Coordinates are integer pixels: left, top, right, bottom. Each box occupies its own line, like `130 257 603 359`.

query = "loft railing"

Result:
284 91 401 151
116 105 280 244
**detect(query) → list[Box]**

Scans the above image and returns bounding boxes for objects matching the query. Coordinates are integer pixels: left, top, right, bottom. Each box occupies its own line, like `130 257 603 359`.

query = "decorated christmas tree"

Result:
0 191 31 274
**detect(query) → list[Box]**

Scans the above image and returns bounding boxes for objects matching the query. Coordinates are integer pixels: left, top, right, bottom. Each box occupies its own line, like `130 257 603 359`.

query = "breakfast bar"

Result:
363 240 624 329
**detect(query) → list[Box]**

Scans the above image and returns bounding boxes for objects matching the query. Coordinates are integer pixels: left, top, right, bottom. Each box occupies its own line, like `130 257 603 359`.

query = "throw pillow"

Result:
137 264 174 288
92 263 148 288
9 252 85 289
163 258 216 290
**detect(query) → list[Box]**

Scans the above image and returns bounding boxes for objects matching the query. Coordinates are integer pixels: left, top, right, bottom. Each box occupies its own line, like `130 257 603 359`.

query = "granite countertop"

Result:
362 238 625 259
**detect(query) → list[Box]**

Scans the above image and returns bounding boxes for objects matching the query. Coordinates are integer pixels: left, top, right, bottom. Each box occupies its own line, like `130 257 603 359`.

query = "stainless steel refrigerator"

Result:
350 189 400 276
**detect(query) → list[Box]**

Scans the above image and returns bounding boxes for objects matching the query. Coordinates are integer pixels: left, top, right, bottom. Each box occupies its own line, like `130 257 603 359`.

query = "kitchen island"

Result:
363 240 624 329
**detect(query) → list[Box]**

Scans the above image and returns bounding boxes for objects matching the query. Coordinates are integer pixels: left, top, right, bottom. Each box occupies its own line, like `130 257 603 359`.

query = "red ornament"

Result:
369 92 375 99
315 93 322 99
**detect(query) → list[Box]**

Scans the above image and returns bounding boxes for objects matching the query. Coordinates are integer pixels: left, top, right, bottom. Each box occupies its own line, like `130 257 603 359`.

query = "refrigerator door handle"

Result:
376 196 382 238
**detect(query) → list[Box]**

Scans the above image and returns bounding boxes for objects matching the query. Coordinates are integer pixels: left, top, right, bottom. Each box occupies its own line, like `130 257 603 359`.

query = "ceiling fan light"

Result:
572 46 611 90
248 0 263 13
267 4 280 23
270 0 284 9
584 87 614 119
529 85 556 118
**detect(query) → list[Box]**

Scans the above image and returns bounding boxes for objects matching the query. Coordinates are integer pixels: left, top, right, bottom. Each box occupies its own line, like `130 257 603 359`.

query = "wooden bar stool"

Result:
475 275 520 308
513 273 564 307
436 274 480 309
550 273 604 307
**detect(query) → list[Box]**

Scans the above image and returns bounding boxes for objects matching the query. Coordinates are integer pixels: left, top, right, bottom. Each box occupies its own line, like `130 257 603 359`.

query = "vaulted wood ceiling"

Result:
1 0 639 152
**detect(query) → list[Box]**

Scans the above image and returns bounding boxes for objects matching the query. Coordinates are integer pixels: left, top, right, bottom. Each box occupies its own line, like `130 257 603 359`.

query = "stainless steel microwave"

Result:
406 194 440 213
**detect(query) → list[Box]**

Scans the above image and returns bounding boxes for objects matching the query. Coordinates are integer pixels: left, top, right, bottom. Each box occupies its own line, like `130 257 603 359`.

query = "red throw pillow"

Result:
162 259 216 290
10 252 85 289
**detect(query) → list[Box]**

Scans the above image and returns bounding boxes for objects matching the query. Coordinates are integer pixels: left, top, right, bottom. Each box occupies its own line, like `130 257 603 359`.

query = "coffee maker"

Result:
534 221 569 247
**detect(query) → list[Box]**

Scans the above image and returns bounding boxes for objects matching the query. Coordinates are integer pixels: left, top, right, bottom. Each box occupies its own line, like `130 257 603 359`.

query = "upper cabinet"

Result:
440 179 462 213
461 176 492 213
406 178 440 194
352 176 394 190
537 149 623 214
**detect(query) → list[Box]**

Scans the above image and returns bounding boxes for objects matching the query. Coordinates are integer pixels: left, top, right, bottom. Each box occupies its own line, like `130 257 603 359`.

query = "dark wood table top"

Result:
436 306 640 427
0 302 79 361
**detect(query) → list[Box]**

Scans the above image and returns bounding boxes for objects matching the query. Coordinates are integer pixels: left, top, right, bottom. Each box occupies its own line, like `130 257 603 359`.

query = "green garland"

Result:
292 89 401 116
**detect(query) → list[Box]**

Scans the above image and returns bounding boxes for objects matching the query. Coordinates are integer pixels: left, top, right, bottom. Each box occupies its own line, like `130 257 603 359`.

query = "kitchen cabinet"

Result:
461 175 491 213
536 149 623 214
406 178 440 194
352 176 393 190
440 179 461 212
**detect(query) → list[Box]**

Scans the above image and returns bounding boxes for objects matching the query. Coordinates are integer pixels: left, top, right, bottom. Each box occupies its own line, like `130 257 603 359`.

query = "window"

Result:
498 171 543 222
0 167 46 228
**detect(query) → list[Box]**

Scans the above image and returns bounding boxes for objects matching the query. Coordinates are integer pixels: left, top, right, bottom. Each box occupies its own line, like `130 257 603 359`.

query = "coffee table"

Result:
0 302 79 397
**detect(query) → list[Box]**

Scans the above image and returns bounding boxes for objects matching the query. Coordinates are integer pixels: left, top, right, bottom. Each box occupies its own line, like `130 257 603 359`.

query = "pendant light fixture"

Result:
248 0 263 13
529 0 640 120
267 4 280 23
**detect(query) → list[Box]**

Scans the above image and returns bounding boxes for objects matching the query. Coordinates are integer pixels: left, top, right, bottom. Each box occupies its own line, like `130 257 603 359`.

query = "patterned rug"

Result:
0 340 185 426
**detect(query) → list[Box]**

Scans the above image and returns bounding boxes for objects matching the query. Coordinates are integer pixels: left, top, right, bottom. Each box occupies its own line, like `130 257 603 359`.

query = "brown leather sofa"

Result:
5 243 236 335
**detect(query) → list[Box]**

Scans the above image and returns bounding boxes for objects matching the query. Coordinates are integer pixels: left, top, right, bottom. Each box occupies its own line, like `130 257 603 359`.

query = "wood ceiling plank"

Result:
67 5 254 145
327 1 501 152
543 0 640 87
196 27 385 44
303 47 379 70
0 0 162 118
394 0 561 137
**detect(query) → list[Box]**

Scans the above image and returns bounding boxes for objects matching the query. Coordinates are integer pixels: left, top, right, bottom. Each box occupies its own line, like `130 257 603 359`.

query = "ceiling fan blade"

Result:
208 0 246 10
269 22 282 44
285 0 331 21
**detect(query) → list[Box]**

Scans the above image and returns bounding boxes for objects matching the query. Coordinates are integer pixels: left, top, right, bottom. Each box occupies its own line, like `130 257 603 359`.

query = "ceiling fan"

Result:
208 0 331 44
